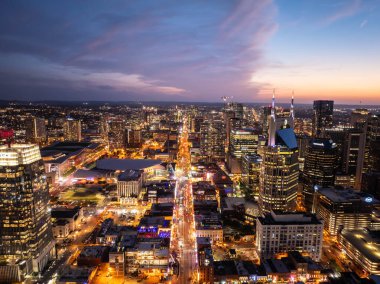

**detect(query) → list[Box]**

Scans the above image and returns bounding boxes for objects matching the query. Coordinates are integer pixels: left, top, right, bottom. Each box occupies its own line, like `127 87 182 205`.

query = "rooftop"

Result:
258 211 322 226
276 128 298 149
96 158 162 171
318 187 378 204
0 144 41 166
340 229 380 263
118 169 141 181
58 266 95 283
78 246 107 258
51 206 81 220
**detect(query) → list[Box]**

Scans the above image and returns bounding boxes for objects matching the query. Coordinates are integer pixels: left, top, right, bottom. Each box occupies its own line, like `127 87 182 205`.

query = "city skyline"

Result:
1 0 380 104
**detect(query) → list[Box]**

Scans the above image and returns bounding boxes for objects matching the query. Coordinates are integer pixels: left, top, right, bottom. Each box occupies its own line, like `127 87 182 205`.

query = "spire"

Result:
271 89 275 116
290 90 294 119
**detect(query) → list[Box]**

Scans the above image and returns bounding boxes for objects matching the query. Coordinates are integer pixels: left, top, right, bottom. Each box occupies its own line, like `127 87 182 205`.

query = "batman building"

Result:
259 96 299 213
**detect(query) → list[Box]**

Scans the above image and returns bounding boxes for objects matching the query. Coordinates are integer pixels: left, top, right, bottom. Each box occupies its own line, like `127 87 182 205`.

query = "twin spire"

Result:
271 89 295 119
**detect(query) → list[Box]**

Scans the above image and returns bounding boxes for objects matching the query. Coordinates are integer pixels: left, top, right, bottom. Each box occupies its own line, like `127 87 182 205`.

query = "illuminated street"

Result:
171 116 198 283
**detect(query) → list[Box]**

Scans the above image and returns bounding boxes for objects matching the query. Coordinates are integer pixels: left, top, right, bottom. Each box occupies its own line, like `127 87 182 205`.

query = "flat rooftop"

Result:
319 187 378 204
51 206 81 219
78 246 107 258
118 169 141 181
340 229 380 263
96 158 162 171
258 211 322 225
58 266 95 283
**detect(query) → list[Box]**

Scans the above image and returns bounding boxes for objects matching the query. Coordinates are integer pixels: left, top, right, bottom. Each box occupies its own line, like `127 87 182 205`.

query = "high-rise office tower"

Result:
25 117 46 145
200 117 226 162
242 154 262 197
302 138 338 212
224 102 244 150
108 119 126 150
364 113 380 173
100 115 110 144
0 144 55 283
126 127 142 148
64 117 81 141
223 110 235 148
342 129 366 189
209 119 226 161
200 121 211 159
259 95 299 213
226 117 242 151
325 127 352 172
228 128 259 159
227 128 259 174
312 100 334 138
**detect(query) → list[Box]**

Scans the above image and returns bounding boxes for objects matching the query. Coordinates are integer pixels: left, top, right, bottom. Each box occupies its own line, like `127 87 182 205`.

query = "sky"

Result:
0 0 379 104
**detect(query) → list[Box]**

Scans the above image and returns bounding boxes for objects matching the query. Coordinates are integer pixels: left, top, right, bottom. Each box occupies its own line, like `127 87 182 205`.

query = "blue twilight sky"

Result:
0 0 379 104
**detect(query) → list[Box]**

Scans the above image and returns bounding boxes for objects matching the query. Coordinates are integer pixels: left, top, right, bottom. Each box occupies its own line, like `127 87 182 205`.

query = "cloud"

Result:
322 0 362 26
85 72 186 95
0 0 278 102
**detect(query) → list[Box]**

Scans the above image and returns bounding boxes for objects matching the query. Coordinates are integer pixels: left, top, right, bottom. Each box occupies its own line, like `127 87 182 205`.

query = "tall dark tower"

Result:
312 100 334 138
302 138 338 212
0 144 55 283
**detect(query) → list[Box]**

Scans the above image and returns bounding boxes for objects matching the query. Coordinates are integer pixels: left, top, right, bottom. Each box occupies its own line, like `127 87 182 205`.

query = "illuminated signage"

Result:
365 197 373 203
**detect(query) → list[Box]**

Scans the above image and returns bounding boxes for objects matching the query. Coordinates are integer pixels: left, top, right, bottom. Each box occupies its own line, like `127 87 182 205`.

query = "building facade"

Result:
338 229 380 275
256 211 323 261
312 100 334 138
25 117 46 145
302 138 338 212
259 95 299 213
0 144 55 282
64 118 81 141
117 170 143 205
315 187 378 235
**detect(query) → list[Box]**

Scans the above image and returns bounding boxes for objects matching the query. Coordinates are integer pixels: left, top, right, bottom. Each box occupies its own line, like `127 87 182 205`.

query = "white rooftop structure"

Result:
96 158 162 171
0 144 41 166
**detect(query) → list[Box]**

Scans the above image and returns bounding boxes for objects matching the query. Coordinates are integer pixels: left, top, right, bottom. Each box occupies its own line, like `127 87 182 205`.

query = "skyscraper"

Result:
312 100 334 138
228 128 259 159
25 117 46 145
64 117 82 141
302 138 338 212
200 116 226 162
259 95 299 213
108 119 126 150
342 129 366 189
227 128 259 174
364 113 380 173
0 144 55 283
241 154 262 197
127 127 142 148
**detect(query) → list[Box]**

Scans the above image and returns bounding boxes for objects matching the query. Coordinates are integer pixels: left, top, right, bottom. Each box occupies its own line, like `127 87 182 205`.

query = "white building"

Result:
117 170 142 205
256 211 323 261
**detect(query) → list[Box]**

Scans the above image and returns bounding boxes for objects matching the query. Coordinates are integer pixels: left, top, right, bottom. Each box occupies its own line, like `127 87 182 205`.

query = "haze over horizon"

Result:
0 0 379 104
